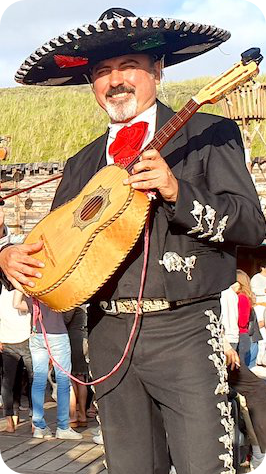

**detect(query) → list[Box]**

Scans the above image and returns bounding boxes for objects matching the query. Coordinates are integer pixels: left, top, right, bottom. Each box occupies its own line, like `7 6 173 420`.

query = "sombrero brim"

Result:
15 16 231 86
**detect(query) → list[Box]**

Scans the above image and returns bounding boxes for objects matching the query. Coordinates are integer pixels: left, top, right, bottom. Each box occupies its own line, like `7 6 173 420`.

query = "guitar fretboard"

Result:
126 98 200 173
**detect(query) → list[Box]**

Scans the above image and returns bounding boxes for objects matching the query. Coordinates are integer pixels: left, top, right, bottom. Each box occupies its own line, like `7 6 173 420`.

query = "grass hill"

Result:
0 75 265 164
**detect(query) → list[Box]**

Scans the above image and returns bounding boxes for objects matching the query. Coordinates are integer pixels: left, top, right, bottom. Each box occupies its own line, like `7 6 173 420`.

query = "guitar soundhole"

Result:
80 196 104 221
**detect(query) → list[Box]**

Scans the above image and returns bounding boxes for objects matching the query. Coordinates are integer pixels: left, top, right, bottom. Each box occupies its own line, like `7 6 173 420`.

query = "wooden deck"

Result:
0 401 107 474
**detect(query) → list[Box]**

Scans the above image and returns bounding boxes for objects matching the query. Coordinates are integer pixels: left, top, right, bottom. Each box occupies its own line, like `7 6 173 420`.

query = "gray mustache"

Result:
106 86 135 98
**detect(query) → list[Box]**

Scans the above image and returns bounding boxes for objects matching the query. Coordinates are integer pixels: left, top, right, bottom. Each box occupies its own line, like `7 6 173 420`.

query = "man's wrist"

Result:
0 226 11 249
0 224 5 239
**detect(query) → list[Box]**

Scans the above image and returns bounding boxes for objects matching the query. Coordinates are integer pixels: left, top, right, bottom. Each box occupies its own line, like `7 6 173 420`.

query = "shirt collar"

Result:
108 103 157 139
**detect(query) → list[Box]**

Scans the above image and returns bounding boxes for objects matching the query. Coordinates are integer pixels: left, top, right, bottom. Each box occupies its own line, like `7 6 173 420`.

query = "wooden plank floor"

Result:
0 401 107 474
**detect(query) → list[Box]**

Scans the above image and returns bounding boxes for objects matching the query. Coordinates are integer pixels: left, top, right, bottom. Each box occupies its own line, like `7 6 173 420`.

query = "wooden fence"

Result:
0 162 65 236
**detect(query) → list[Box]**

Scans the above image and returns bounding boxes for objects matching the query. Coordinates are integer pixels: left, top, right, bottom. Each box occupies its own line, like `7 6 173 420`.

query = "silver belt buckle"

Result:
99 300 118 315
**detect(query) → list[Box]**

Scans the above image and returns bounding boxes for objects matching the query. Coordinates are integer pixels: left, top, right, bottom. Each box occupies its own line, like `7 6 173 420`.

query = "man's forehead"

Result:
92 53 152 70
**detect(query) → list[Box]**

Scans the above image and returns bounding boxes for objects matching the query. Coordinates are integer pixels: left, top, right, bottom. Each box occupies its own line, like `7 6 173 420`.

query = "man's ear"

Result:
154 60 162 85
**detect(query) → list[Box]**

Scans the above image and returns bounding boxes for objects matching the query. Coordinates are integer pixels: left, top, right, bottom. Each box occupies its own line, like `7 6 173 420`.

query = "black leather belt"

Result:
98 296 213 314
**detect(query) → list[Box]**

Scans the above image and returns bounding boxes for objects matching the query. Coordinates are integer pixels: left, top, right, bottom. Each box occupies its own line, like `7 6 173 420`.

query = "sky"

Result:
0 0 265 88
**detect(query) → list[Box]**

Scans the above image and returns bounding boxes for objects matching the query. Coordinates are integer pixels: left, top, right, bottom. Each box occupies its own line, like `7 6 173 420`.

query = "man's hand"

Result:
225 348 241 371
0 342 3 352
123 149 178 202
0 240 44 293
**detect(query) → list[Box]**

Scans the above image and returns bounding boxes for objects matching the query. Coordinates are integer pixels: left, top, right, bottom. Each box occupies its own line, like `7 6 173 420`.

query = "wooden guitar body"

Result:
23 164 150 311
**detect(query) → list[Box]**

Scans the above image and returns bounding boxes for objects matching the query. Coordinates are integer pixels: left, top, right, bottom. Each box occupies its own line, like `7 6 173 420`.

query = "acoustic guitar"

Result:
23 48 263 311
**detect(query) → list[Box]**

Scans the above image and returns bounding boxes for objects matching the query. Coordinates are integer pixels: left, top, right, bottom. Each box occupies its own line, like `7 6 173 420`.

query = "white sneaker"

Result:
33 426 53 439
0 395 3 408
91 426 101 436
56 427 83 440
93 432 104 445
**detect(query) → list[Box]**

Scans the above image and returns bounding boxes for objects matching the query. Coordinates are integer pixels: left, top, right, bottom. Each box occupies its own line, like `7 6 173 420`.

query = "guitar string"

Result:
78 100 200 222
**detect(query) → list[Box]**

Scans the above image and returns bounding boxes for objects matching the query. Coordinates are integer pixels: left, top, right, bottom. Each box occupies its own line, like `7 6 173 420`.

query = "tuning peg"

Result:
252 81 261 90
225 98 233 107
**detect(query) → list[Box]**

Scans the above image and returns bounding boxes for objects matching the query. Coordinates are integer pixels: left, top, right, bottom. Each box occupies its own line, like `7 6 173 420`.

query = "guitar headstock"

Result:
193 47 263 106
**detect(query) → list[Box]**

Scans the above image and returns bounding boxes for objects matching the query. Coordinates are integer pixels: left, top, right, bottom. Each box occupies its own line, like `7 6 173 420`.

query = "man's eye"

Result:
121 64 136 70
96 69 109 76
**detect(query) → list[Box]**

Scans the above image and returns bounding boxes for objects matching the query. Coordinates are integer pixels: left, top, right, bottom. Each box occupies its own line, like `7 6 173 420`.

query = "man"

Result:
0 7 265 474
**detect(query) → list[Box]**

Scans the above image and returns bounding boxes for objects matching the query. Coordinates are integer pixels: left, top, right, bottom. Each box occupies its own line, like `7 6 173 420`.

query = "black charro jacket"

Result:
51 100 266 302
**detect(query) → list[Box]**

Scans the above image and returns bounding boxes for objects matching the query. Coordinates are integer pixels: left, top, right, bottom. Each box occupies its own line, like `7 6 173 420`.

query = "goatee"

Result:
106 94 138 123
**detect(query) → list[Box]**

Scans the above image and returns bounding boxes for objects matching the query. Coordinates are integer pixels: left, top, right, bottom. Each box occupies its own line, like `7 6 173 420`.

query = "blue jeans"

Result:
29 333 71 430
245 340 259 369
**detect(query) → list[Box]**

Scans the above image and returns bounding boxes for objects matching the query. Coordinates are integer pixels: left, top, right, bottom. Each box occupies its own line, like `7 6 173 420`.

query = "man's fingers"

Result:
125 170 160 185
21 240 44 256
8 276 30 293
140 150 161 161
15 263 43 279
10 269 38 288
16 254 45 269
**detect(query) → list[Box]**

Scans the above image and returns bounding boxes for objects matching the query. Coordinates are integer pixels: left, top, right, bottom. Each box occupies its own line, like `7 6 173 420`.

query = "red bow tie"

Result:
109 121 148 168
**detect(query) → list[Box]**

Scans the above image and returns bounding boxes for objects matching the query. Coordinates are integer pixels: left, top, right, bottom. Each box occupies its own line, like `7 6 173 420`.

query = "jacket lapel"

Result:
156 100 184 160
154 101 186 257
79 131 108 190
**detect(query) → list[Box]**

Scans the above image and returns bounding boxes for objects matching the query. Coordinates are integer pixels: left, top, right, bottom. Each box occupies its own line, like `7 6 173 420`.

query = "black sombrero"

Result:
15 7 231 86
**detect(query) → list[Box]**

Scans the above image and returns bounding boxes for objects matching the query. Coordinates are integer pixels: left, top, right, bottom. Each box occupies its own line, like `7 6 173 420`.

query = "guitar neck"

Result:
126 98 200 172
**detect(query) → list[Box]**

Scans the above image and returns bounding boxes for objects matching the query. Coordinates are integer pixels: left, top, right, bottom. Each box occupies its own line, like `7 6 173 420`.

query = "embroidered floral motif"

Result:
199 205 216 238
205 309 235 474
210 216 229 243
187 200 204 234
159 252 196 280
207 337 224 352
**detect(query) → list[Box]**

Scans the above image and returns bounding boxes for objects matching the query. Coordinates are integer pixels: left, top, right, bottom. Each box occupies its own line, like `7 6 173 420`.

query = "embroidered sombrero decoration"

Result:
15 7 231 86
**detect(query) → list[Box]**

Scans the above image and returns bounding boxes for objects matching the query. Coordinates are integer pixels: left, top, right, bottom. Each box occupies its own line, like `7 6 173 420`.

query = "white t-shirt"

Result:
254 304 266 341
0 288 31 344
220 286 239 344
251 273 266 303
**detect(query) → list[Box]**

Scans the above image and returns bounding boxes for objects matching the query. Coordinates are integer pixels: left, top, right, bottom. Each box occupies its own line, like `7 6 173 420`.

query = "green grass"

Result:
0 74 265 164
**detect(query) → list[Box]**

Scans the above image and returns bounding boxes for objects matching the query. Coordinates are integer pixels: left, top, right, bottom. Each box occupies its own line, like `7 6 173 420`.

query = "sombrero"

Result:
15 7 231 86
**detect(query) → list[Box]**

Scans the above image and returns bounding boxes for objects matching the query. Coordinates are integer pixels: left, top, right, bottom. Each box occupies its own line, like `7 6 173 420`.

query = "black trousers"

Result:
229 364 266 451
89 297 234 474
1 340 33 416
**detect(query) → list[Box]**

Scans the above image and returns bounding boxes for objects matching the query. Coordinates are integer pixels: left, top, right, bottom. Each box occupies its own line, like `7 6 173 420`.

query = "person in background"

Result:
234 270 255 364
220 284 239 351
251 263 266 303
221 287 266 469
254 304 266 366
14 295 83 440
0 288 33 432
245 305 263 369
0 7 265 474
251 265 266 366
63 306 89 428
0 211 33 432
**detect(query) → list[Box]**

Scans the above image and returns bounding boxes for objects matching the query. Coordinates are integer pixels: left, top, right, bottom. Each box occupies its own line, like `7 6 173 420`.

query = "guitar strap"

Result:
32 209 152 386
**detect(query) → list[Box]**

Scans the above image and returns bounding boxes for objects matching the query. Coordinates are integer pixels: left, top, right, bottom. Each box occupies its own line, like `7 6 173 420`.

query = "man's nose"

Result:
109 69 124 87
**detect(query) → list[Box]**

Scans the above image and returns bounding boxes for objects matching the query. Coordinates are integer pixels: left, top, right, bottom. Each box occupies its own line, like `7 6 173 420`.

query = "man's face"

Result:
91 54 160 123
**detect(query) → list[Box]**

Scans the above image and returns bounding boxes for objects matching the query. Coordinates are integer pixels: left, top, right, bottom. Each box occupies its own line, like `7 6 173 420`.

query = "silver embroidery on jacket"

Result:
210 216 229 243
187 200 204 234
159 252 196 280
199 205 216 238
